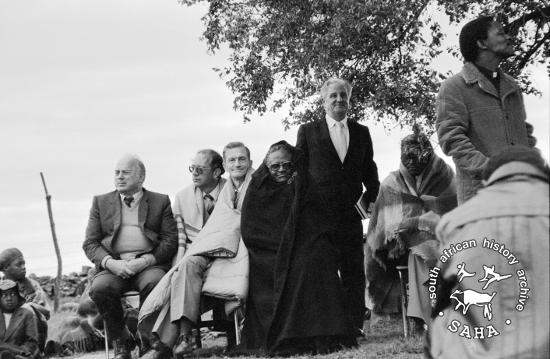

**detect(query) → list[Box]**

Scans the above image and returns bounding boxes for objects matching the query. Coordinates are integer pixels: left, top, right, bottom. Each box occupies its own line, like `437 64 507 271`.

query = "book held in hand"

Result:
355 191 371 219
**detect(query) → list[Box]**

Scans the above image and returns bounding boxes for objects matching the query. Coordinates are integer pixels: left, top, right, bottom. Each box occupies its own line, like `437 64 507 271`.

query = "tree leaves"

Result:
180 0 549 132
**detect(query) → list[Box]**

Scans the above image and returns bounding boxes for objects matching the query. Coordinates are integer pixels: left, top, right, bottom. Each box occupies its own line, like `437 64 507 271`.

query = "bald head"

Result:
114 154 146 195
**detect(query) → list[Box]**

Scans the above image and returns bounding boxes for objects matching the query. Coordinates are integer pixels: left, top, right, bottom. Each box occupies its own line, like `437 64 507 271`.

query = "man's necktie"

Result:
335 121 347 163
203 194 214 221
123 196 134 208
233 188 239 209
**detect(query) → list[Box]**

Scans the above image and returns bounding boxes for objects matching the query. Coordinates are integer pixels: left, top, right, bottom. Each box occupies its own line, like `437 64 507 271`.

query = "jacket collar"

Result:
460 62 519 99
485 162 549 187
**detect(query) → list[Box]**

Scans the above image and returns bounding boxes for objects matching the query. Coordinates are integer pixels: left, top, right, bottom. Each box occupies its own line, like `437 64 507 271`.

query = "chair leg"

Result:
103 319 110 359
396 266 409 339
195 318 202 349
233 309 241 346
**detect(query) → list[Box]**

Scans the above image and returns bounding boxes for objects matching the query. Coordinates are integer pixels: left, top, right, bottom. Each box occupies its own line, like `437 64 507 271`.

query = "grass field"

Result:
47 311 424 359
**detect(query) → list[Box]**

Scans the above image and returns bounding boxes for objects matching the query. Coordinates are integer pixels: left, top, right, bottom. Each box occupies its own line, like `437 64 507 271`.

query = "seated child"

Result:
0 248 50 351
0 279 39 359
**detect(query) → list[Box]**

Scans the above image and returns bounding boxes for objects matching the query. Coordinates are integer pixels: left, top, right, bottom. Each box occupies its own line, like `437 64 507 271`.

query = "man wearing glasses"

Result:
139 144 253 358
173 149 226 247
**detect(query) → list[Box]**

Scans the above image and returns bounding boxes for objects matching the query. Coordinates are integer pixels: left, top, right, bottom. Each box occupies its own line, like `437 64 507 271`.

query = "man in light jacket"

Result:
436 15 537 204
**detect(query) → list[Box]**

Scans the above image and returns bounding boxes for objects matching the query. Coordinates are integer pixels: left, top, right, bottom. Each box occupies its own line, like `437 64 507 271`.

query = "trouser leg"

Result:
131 266 166 347
89 271 129 340
132 266 166 306
334 221 366 330
170 255 211 325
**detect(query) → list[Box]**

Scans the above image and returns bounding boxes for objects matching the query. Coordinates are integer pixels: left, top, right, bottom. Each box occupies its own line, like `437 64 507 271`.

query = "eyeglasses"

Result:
268 161 293 172
189 165 212 175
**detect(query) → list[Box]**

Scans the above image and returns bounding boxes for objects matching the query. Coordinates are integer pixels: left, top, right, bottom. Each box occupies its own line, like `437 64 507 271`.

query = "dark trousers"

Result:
89 266 165 340
332 219 366 330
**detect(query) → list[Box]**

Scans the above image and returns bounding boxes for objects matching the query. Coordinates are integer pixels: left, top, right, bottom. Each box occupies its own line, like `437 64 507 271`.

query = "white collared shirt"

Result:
326 115 349 159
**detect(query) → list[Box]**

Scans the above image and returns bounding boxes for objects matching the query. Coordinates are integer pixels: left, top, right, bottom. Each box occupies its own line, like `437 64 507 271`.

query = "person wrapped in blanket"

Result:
365 126 457 332
0 279 40 359
240 140 356 356
0 249 50 353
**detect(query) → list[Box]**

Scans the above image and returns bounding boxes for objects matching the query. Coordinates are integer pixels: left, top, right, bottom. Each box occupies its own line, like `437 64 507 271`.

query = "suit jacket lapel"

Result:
110 191 121 234
4 308 23 341
0 311 6 340
317 120 341 163
344 121 358 165
139 190 149 229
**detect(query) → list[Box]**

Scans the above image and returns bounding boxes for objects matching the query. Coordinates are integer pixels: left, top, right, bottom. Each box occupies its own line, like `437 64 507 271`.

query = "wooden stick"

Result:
40 172 62 313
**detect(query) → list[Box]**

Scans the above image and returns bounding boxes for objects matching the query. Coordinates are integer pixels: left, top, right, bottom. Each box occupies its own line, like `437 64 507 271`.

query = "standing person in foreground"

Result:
427 147 549 359
296 77 379 335
82 154 178 359
241 140 355 355
138 143 254 358
436 15 537 204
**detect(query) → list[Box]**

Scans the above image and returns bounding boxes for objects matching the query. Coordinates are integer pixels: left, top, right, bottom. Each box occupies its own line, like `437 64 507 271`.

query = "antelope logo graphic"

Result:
450 289 497 320
456 262 476 282
479 265 512 290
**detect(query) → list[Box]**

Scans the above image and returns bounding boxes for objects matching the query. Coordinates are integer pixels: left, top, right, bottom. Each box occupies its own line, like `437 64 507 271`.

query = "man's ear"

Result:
213 167 222 180
477 39 488 50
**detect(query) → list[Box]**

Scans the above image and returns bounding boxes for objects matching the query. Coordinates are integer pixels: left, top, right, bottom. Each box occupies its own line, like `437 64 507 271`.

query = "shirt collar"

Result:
202 180 222 200
119 189 143 205
325 115 348 129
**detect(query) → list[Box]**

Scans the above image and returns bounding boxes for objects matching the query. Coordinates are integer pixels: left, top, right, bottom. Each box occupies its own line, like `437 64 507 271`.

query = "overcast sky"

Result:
1 1 548 276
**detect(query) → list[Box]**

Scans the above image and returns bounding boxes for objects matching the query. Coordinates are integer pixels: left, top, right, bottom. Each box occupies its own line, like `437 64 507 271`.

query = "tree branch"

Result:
505 5 550 35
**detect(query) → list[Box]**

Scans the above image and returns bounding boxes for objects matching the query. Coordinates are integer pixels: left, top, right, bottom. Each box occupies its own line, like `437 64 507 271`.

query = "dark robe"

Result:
241 149 355 355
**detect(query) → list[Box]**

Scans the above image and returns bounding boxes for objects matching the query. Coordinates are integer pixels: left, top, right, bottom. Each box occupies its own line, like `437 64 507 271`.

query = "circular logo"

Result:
431 237 530 340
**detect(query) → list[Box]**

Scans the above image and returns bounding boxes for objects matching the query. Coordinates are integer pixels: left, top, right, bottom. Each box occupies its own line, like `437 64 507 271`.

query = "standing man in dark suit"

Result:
83 154 177 359
296 78 379 335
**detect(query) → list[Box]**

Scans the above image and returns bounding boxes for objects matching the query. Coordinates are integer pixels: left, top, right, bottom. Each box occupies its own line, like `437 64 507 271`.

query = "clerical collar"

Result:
474 63 499 80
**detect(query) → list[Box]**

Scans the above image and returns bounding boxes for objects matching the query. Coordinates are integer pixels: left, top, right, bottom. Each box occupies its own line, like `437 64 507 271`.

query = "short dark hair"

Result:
459 16 494 62
482 146 549 181
197 149 225 176
223 142 251 160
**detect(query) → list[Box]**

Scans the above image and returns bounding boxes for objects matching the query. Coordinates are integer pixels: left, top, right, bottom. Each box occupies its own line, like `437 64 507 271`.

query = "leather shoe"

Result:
113 329 136 359
173 332 195 356
139 340 172 359
113 340 132 359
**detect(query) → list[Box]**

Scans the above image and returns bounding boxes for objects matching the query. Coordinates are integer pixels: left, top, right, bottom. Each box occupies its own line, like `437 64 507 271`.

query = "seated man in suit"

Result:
139 142 254 359
82 154 178 359
172 149 227 258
